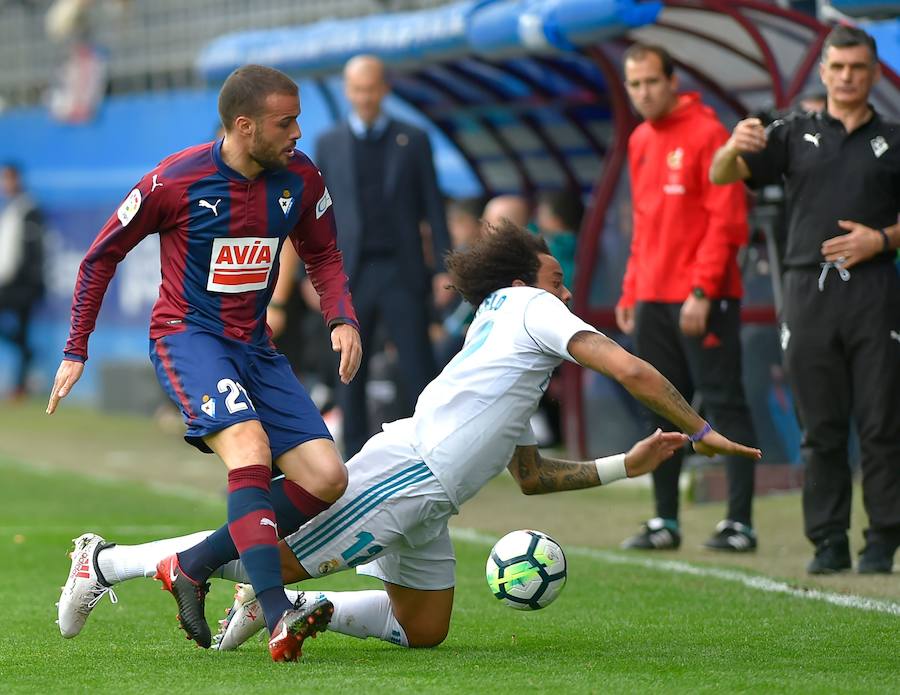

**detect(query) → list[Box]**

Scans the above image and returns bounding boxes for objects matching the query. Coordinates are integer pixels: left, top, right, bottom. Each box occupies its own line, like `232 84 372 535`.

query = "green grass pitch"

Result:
1 456 898 694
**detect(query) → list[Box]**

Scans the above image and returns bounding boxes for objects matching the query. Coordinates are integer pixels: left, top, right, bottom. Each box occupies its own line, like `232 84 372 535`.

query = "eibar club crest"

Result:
278 189 294 217
201 395 216 418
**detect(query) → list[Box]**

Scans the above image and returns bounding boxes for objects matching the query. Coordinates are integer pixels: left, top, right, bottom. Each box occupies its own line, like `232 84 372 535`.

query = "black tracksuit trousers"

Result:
634 300 757 525
782 261 900 547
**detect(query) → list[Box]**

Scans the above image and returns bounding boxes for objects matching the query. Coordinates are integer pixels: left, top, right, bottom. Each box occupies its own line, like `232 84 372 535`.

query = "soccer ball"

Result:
485 529 567 610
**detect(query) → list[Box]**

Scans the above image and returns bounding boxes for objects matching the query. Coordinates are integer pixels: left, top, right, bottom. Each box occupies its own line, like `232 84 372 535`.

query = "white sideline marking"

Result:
452 528 900 618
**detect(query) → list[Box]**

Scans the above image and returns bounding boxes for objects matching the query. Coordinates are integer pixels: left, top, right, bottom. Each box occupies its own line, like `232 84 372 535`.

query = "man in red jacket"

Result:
616 44 758 552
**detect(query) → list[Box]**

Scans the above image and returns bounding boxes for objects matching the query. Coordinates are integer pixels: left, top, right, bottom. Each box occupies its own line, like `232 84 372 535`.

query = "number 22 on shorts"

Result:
217 378 255 414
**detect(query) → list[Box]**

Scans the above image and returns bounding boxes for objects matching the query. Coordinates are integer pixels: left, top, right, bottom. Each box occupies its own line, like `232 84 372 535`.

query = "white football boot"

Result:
212 583 265 651
57 533 118 638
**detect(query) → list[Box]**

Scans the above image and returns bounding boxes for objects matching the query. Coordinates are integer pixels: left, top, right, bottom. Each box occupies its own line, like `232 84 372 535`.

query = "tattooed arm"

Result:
508 445 599 495
507 430 690 495
566 331 760 459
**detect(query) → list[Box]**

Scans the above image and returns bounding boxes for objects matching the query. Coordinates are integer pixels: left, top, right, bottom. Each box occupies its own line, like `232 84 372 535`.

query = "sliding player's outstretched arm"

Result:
507 429 688 494
567 330 761 460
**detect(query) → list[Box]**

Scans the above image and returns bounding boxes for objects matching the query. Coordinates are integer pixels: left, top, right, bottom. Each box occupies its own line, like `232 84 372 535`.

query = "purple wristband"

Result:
690 422 712 442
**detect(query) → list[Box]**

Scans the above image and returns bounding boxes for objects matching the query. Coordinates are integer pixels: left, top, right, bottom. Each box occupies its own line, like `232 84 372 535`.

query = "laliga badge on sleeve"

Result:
117 188 142 227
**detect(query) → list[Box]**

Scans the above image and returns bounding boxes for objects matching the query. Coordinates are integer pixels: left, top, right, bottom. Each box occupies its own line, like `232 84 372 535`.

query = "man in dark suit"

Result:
316 54 453 457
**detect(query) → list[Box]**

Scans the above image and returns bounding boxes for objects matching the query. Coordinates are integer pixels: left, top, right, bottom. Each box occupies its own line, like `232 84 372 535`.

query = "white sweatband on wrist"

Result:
595 453 627 485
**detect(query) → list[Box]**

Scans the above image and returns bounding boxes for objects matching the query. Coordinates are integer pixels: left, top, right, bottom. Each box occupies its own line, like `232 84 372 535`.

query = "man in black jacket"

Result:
315 55 452 457
711 26 900 574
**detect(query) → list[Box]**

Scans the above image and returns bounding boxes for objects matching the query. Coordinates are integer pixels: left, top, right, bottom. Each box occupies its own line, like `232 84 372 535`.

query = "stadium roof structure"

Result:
198 0 900 455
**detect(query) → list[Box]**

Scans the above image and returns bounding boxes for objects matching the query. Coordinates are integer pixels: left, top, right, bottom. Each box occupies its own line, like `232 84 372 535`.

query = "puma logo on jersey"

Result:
151 174 163 192
890 330 900 344
199 198 222 216
803 133 821 148
207 237 279 293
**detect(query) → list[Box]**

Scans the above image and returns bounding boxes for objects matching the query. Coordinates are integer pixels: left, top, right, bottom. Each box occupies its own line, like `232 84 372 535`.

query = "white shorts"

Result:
283 427 457 590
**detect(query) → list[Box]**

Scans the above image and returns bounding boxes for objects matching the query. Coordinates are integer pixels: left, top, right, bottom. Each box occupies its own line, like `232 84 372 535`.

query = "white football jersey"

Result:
392 286 601 508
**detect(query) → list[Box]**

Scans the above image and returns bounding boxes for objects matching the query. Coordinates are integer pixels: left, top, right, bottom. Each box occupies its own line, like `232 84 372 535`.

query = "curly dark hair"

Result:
445 220 550 306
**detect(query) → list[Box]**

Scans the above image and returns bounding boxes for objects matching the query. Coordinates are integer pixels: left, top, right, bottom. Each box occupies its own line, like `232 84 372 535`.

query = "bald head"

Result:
483 195 531 229
344 54 389 125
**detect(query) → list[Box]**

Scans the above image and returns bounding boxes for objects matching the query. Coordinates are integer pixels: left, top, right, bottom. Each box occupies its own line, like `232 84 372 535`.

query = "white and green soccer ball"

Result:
485 529 567 610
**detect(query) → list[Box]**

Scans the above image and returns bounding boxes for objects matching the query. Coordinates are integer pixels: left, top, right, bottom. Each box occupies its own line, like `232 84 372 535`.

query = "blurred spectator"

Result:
483 194 530 228
535 189 583 289
711 25 900 574
45 0 114 122
532 189 584 447
616 44 758 553
0 163 45 398
432 196 485 367
315 54 452 457
446 196 485 250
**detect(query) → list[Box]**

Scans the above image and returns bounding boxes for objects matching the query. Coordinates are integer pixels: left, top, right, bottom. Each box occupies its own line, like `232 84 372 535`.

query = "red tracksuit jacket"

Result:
619 93 748 308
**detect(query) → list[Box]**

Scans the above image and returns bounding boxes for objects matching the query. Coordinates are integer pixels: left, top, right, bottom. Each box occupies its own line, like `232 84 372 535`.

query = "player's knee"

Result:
402 617 449 648
405 624 449 648
318 460 348 501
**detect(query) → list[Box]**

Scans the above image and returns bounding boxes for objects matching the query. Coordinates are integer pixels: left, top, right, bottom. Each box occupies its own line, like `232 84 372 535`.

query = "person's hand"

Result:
679 294 711 337
615 304 635 335
726 117 767 154
693 427 761 459
624 429 689 478
46 359 85 414
267 305 287 338
821 220 886 269
332 323 362 384
432 272 455 308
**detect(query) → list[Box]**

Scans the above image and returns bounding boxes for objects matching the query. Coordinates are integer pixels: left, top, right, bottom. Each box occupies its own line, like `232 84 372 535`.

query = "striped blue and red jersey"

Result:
64 140 358 361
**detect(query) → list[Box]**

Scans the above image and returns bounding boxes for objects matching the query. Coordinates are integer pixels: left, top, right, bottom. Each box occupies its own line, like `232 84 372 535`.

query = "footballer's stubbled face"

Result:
250 92 301 171
534 253 571 304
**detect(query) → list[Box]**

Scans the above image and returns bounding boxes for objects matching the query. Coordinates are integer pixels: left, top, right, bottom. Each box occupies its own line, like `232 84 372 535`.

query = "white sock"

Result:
212 559 250 583
284 589 409 647
96 531 214 585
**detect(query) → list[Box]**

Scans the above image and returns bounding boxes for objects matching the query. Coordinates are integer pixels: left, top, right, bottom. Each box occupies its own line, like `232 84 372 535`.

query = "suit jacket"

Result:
314 119 450 292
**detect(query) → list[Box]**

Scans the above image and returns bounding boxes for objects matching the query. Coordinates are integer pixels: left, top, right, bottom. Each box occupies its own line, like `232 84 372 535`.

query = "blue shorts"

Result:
149 327 331 458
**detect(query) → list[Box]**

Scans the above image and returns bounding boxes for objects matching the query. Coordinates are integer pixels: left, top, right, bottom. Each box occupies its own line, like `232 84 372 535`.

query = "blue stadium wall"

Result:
0 90 218 399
